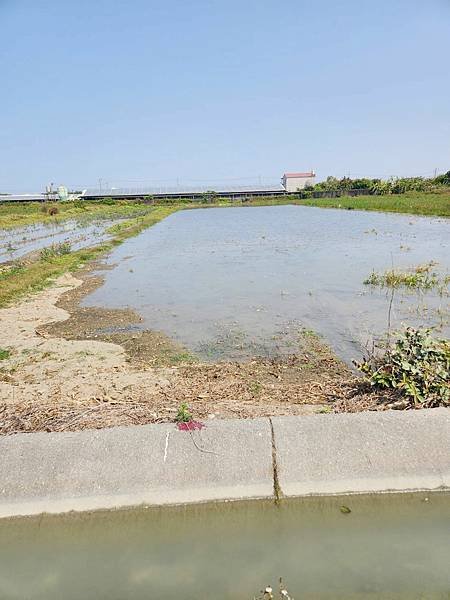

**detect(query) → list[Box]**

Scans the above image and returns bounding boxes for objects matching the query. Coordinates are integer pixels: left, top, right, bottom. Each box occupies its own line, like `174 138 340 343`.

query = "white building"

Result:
282 171 316 192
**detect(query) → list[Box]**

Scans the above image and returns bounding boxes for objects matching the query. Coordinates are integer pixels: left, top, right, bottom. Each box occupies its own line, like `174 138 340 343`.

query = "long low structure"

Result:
84 187 288 201
1 409 449 518
0 189 289 203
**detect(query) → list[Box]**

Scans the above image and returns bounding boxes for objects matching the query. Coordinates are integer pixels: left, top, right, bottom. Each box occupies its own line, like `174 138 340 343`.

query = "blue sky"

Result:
1 0 449 192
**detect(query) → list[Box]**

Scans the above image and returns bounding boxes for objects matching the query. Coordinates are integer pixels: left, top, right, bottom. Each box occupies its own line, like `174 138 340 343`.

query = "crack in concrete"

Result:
269 417 282 504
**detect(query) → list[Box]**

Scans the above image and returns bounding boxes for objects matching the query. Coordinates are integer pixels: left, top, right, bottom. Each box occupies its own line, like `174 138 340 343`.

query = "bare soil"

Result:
0 268 393 435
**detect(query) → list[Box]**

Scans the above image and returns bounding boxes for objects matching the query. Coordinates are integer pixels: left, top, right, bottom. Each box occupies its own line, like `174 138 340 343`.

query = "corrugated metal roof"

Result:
0 194 48 202
85 183 285 196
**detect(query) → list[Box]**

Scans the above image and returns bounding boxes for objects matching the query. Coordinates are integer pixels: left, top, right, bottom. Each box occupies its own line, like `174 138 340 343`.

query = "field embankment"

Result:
0 199 158 229
297 190 450 218
0 205 178 307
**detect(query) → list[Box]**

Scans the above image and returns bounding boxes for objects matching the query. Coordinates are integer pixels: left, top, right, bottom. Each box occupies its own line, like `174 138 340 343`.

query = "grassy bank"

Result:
0 206 178 307
297 190 450 218
149 190 450 216
0 199 156 229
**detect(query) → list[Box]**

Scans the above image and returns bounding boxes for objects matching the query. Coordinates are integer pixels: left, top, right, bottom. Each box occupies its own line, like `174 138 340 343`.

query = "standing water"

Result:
83 205 450 363
0 493 449 599
0 219 120 264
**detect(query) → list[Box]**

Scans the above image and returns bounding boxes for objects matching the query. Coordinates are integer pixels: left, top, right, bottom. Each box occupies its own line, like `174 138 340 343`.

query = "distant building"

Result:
282 171 316 192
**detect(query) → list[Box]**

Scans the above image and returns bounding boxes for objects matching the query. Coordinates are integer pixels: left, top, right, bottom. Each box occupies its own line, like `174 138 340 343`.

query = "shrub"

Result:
356 327 450 408
201 190 218 203
99 197 116 205
40 242 71 261
40 203 59 216
433 170 450 186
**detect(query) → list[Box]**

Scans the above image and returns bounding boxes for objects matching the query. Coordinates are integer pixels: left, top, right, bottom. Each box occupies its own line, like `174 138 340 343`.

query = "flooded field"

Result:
83 205 450 363
1 492 449 599
0 218 119 264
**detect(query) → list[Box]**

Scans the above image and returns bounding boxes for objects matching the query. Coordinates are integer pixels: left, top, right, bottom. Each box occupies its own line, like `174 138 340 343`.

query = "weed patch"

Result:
175 402 193 423
356 327 450 408
40 242 72 261
364 262 449 291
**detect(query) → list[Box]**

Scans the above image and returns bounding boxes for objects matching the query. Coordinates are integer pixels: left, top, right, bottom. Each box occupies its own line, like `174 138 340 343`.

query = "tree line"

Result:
298 170 450 197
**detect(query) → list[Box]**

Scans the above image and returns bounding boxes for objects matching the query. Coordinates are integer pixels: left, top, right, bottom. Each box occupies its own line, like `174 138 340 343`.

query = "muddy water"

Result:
0 493 449 599
83 206 450 363
0 219 118 264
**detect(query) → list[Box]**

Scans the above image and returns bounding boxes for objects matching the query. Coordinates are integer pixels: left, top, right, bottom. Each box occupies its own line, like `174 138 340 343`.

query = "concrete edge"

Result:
0 409 449 519
0 486 272 519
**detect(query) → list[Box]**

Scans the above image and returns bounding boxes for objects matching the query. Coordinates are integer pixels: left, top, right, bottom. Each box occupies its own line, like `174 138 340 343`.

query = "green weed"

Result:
0 348 11 360
249 380 262 395
364 262 447 291
175 403 193 423
356 327 450 408
40 242 72 261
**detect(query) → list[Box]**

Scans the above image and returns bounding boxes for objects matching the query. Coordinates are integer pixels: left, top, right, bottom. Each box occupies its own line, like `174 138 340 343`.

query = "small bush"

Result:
99 197 116 205
40 242 71 261
41 204 59 215
356 327 450 408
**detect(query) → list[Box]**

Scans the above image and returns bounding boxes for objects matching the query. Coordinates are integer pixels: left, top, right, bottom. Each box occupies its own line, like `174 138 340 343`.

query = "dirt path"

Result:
0 272 380 434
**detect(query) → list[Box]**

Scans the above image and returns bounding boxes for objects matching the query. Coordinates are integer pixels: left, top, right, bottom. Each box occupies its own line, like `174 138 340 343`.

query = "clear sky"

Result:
1 0 449 192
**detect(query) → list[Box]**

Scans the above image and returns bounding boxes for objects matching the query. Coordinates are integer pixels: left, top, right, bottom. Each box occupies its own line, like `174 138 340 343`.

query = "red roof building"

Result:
282 171 316 192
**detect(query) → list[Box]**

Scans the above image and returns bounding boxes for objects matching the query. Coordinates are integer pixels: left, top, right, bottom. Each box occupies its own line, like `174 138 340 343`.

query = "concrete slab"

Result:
271 408 450 496
1 410 449 518
0 418 273 518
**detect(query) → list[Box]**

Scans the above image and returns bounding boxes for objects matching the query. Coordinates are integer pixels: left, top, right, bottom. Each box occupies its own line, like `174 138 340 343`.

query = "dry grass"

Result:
332 379 400 413
0 355 399 435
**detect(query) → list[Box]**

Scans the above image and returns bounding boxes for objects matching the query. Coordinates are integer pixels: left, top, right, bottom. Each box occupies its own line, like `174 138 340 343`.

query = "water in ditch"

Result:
0 492 449 599
83 205 450 364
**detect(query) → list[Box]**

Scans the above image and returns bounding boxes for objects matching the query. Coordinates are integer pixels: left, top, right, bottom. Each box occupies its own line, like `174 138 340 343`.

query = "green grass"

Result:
154 190 450 217
298 191 450 218
40 242 72 261
0 199 156 229
0 348 11 360
364 262 449 291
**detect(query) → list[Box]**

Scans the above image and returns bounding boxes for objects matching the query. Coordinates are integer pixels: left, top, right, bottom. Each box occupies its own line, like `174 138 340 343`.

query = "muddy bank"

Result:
0 269 394 435
39 264 195 367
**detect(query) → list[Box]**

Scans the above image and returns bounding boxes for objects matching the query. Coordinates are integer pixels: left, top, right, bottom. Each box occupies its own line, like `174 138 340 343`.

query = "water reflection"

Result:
83 206 450 363
0 493 449 599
